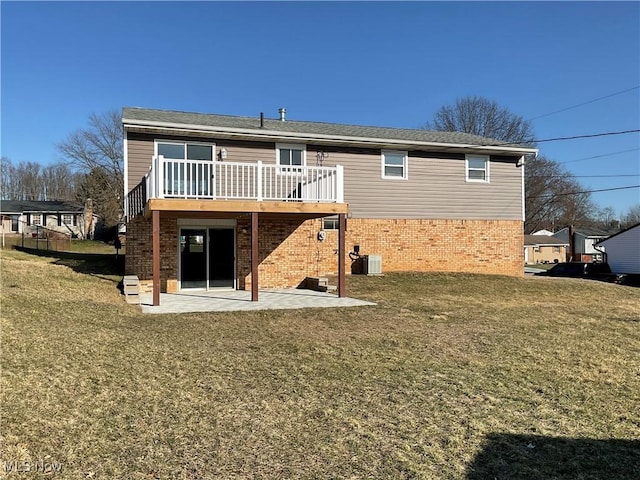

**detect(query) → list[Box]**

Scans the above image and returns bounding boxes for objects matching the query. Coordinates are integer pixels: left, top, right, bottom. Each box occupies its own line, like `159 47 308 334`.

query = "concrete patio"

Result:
139 288 376 314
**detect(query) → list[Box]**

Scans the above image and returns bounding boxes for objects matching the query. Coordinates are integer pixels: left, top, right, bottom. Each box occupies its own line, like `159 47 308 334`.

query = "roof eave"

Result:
122 118 538 156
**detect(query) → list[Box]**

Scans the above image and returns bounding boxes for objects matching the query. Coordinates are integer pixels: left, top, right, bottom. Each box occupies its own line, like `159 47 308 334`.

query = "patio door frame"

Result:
177 218 237 291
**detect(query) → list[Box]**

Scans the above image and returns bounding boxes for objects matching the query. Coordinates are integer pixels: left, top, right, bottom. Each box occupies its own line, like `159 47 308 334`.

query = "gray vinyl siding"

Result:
127 133 154 192
598 225 640 274
308 146 523 220
126 132 523 220
126 132 274 192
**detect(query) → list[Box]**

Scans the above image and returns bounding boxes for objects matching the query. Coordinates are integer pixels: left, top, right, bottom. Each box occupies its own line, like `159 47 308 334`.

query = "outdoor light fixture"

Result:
219 148 228 160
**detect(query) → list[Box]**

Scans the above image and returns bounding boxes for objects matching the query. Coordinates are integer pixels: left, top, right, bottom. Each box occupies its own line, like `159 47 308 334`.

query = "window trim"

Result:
155 140 216 161
275 143 306 173
322 215 339 230
465 154 490 183
62 214 75 226
381 150 408 180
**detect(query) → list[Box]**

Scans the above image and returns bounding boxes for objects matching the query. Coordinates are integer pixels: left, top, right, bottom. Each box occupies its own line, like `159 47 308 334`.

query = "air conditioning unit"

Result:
364 254 382 275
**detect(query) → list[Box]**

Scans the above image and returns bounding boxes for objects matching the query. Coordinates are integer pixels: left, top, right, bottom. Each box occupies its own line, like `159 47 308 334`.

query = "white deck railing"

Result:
144 156 344 203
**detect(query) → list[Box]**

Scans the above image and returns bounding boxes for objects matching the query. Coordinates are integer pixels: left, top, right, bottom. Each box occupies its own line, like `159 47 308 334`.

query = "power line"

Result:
560 148 640 165
485 129 640 148
529 174 639 179
535 129 640 144
529 184 640 198
528 86 640 121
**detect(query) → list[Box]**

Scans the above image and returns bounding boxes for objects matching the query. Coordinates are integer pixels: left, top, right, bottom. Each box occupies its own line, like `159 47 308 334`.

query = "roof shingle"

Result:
122 107 537 151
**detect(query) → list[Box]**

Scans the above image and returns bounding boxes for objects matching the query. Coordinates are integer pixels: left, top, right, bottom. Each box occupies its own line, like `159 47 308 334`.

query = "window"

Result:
382 150 408 179
11 215 19 232
31 214 42 226
466 155 489 182
62 214 75 226
534 246 540 253
157 142 214 161
156 141 215 197
276 144 306 170
323 215 339 230
553 246 561 253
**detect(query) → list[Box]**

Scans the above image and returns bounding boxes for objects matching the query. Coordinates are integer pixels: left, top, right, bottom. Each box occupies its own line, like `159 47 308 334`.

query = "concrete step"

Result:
122 275 140 305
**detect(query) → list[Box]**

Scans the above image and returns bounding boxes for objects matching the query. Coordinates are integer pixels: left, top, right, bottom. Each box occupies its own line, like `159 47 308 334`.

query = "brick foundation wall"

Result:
125 215 524 293
315 218 524 278
125 215 178 293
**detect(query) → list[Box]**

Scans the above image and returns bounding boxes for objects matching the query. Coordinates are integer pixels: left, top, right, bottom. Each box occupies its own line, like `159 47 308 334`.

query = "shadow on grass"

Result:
467 433 640 480
14 246 125 283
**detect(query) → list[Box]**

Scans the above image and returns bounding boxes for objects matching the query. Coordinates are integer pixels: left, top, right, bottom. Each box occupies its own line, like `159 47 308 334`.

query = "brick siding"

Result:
125 215 524 292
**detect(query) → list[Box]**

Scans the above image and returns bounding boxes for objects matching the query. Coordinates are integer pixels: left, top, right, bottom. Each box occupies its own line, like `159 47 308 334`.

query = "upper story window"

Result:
276 143 306 169
466 155 489 183
382 150 408 179
157 141 214 161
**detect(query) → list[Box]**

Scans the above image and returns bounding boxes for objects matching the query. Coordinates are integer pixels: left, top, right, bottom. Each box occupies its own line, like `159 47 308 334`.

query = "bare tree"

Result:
57 110 123 225
16 161 42 200
524 155 596 233
425 96 535 144
593 206 619 231
1 157 83 201
425 97 602 232
1 157 17 200
42 163 82 201
621 203 640 229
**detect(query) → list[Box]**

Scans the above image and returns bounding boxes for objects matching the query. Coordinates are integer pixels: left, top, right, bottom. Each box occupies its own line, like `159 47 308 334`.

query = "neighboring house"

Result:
531 229 554 236
595 223 640 274
553 227 611 262
122 107 538 305
524 235 568 264
0 200 97 239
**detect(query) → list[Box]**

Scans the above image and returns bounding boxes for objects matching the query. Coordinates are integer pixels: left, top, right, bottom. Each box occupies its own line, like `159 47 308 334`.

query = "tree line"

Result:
1 111 123 226
1 103 638 231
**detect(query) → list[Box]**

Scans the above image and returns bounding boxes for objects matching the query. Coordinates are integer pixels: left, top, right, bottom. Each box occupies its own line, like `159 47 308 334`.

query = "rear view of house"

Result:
123 107 537 305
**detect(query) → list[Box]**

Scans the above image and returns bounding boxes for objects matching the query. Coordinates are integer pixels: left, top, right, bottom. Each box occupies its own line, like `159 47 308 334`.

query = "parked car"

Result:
537 262 619 283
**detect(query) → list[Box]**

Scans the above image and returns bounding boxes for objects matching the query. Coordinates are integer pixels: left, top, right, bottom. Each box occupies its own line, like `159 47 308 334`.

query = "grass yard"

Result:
1 248 639 479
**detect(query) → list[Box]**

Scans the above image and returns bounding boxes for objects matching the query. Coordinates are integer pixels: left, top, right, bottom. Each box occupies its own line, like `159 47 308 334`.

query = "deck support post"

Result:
251 212 259 301
152 209 160 306
338 213 346 297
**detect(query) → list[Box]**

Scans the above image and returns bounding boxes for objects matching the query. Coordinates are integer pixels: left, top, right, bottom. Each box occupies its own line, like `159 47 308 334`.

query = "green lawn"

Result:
1 248 639 479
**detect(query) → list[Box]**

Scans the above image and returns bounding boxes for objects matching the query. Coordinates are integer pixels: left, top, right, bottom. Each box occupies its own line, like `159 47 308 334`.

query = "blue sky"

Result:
2 1 639 216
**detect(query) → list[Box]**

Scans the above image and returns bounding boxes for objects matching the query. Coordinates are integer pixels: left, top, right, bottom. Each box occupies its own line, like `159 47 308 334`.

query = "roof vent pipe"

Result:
278 107 286 121
260 112 264 128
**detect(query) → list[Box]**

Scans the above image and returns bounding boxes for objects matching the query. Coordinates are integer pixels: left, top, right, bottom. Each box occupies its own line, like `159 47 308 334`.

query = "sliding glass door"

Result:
180 228 235 289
